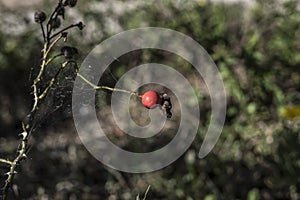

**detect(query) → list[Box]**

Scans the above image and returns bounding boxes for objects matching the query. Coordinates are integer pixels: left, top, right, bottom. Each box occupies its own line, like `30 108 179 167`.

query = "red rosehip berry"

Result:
142 90 159 109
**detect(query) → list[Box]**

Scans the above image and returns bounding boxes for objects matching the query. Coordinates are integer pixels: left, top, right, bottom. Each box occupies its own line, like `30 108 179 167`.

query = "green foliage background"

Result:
0 0 299 199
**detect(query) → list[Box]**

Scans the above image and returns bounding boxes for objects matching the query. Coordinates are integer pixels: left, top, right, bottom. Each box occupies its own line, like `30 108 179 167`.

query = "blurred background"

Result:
0 0 300 199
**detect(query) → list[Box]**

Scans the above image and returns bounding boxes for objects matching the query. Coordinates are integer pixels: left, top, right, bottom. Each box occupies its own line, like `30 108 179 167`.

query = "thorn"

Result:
5 172 11 176
62 61 68 68
19 132 28 139
5 170 17 175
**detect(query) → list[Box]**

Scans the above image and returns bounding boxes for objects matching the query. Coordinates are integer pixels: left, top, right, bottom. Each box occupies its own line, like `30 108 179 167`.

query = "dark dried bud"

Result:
49 18 61 29
166 109 172 118
57 6 65 19
61 46 78 59
61 32 68 38
64 0 77 7
160 93 172 118
61 32 68 42
34 11 46 23
77 22 85 30
163 101 170 109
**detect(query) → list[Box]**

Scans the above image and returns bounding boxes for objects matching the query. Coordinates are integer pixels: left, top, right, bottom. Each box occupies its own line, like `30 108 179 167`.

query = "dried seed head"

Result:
61 46 78 59
161 93 172 118
77 22 85 30
163 101 170 109
64 0 77 7
34 11 46 23
57 6 65 19
49 18 61 29
61 32 68 42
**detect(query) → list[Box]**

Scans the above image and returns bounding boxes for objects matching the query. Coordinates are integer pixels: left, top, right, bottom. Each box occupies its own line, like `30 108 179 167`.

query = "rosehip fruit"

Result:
142 90 159 109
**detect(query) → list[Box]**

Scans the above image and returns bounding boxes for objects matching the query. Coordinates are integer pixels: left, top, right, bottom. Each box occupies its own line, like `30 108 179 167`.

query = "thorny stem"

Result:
1 43 52 198
1 46 59 199
32 42 48 113
0 159 12 166
2 125 28 200
0 1 139 198
32 34 64 113
0 2 79 199
38 66 64 100
77 73 142 98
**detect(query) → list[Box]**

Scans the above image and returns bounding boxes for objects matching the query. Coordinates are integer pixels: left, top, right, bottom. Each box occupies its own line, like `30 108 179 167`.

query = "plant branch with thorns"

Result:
0 0 84 199
0 0 172 198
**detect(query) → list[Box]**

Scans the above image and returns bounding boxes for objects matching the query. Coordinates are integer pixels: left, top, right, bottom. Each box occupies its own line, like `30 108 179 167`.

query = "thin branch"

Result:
45 54 63 66
46 1 63 41
77 73 142 98
45 34 63 56
50 23 82 40
40 24 46 42
0 159 12 166
38 66 63 100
